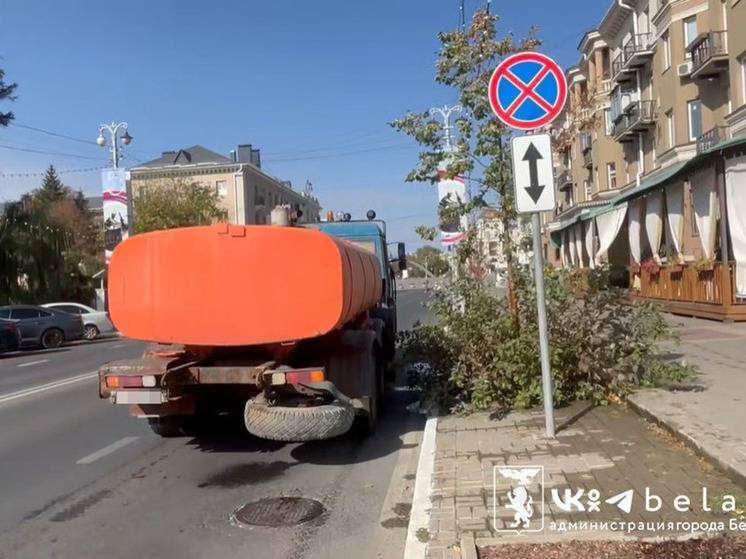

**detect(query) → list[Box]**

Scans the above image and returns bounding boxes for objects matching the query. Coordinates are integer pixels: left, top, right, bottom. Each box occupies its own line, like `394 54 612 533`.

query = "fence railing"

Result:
633 262 744 306
697 125 730 154
623 33 654 60
690 31 728 75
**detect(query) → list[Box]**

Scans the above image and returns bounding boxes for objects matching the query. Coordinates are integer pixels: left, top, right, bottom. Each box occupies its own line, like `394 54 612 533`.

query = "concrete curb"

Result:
626 395 746 489
403 414 438 559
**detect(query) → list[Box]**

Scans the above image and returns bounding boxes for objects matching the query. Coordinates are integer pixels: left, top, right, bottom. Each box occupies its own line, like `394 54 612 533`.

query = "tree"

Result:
393 8 693 415
0 67 17 126
133 179 228 234
391 9 539 314
409 246 450 278
0 174 102 304
36 165 67 205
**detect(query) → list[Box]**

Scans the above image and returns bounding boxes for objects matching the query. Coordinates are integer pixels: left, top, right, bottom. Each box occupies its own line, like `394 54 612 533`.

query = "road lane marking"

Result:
76 436 139 465
111 343 126 348
403 415 437 559
17 359 49 368
0 371 98 405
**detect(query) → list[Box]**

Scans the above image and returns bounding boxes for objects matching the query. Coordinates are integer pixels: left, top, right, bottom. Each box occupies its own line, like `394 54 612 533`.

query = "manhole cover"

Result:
233 497 325 527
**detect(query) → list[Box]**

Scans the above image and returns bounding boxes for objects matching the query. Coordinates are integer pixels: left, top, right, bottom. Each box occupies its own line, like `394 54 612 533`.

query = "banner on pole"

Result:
102 168 129 263
437 170 468 247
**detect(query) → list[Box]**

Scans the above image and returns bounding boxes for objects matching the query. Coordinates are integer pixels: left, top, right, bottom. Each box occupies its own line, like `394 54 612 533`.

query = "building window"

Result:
215 180 227 197
740 55 746 107
607 162 617 190
604 109 613 135
683 16 698 49
687 99 702 142
662 32 671 70
666 109 675 148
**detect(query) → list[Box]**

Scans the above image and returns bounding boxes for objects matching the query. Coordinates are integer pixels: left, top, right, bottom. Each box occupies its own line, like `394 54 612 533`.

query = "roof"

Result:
136 145 232 168
310 221 384 239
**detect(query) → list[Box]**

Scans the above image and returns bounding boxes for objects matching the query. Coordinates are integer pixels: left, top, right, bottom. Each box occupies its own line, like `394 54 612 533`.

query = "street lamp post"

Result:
96 121 135 283
97 122 133 169
429 105 462 153
430 105 464 279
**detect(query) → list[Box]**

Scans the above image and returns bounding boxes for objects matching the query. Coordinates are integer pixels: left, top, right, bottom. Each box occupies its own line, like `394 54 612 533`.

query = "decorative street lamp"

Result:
97 122 133 169
429 105 462 152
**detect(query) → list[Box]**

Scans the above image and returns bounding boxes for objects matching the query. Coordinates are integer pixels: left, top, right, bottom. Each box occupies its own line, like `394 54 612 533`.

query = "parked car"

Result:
0 318 21 354
42 302 116 340
0 305 85 349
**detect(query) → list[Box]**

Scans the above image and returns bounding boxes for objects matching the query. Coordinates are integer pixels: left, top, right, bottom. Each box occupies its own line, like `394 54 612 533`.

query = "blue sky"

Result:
0 0 609 248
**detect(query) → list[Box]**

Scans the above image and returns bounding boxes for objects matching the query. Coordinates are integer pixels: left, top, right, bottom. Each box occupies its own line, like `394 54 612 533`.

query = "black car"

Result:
0 305 85 349
0 318 21 354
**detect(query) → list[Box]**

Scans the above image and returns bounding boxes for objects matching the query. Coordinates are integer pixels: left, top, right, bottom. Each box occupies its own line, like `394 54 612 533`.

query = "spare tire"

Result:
244 397 354 442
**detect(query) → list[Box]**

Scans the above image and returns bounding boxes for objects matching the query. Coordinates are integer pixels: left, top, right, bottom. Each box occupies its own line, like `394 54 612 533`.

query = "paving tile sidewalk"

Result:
426 402 741 559
628 317 746 486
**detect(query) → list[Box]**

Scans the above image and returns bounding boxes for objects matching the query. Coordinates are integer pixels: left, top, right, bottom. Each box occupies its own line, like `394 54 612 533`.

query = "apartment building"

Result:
545 0 746 320
130 144 321 226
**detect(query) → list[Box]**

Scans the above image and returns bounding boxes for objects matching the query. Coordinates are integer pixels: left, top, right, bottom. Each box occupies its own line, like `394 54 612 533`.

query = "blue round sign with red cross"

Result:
489 52 568 131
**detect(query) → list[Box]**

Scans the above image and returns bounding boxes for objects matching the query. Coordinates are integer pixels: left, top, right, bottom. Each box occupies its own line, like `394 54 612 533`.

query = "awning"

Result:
612 160 688 205
545 133 746 244
612 133 746 205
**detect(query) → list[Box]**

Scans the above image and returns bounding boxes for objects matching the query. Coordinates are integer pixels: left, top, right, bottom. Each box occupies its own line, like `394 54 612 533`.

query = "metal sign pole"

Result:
488 50 567 440
530 211 555 438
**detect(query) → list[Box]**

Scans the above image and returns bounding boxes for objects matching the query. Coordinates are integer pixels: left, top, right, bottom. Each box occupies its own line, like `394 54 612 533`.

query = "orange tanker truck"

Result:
98 209 405 441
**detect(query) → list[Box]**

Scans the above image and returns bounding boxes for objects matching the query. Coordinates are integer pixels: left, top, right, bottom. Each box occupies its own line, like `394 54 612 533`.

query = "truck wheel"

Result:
147 416 195 438
354 353 382 437
244 397 354 442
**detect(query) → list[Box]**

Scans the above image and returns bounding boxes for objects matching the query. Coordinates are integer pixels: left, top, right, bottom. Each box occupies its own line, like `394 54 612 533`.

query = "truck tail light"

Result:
270 369 325 386
286 370 325 384
106 375 157 388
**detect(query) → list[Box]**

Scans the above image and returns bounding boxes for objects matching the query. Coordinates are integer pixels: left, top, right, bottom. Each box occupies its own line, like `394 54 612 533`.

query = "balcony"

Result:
611 34 654 83
612 100 657 141
596 78 612 96
622 33 655 69
688 31 728 79
556 170 573 191
696 125 730 154
652 0 671 25
579 132 593 168
611 52 634 83
610 88 639 123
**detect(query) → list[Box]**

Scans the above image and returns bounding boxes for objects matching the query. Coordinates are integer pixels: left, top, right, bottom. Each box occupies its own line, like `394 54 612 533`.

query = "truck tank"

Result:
108 223 381 346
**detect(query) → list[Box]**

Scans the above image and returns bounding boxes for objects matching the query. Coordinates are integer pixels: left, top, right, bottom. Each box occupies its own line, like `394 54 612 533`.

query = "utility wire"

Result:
264 142 414 163
0 165 107 178
0 143 107 161
9 122 99 146
262 129 395 157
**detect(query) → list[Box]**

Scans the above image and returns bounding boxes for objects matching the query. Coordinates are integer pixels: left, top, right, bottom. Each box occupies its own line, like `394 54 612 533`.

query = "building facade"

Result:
545 0 746 320
130 144 321 226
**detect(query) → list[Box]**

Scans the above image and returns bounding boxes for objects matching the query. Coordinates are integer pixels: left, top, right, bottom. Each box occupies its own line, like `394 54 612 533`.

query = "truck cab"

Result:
308 219 405 361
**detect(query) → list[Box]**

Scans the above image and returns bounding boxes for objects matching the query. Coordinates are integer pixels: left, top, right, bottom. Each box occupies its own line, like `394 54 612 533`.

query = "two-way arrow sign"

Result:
511 134 556 214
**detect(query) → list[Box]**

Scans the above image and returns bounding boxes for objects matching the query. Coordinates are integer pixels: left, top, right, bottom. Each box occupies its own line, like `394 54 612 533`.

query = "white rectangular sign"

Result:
511 134 556 214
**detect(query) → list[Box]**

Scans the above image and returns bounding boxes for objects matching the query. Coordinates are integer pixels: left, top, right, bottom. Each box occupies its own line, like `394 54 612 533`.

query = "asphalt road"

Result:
0 289 431 559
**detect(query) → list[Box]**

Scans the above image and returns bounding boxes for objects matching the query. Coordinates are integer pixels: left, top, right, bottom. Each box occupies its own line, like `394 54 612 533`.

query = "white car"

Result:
42 303 116 340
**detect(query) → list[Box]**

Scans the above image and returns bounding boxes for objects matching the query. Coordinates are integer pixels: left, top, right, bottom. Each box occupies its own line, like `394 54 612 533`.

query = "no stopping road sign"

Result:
489 52 568 131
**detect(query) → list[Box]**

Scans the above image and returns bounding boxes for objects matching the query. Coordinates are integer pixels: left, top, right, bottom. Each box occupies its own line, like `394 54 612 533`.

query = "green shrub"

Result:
398 265 695 414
